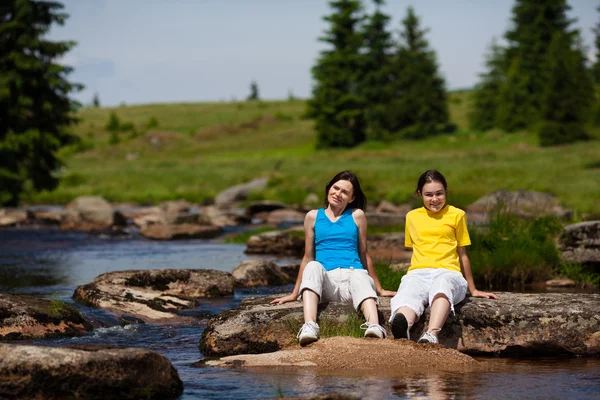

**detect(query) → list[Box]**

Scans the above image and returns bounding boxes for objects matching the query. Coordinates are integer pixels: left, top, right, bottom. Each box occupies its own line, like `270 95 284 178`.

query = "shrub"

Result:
105 112 121 132
468 212 563 289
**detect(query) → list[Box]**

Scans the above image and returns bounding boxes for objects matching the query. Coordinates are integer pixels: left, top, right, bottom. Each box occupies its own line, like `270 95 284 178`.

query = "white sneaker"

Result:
297 322 320 346
417 331 439 344
361 322 388 338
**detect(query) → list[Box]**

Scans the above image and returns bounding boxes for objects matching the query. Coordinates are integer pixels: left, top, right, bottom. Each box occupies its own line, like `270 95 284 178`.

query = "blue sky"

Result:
48 0 599 107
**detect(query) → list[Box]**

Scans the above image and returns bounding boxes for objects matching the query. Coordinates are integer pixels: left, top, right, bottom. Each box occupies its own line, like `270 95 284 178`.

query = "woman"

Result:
271 170 395 346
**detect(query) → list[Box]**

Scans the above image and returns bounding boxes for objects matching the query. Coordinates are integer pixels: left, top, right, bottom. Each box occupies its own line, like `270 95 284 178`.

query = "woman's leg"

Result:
298 261 329 323
302 289 319 324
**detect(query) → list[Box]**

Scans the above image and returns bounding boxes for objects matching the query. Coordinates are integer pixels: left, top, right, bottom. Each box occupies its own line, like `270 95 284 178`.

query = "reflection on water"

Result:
2 228 600 399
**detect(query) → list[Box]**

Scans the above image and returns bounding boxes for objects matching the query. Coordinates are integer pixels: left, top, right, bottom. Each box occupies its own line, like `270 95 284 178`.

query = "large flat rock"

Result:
200 292 600 357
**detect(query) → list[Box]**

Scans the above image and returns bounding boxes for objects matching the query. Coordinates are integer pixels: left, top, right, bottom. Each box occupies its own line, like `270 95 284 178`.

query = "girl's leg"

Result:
420 270 468 343
426 293 451 336
389 271 430 339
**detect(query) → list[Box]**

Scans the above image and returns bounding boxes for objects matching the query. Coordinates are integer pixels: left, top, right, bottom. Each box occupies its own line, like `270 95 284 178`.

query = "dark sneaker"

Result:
417 331 439 344
391 313 410 340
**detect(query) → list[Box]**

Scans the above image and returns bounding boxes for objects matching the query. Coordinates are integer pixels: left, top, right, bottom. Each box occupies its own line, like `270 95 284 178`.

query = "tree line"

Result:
309 0 600 148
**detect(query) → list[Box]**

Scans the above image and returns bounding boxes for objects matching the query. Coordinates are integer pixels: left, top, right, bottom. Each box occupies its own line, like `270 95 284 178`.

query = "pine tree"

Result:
92 92 100 108
500 0 575 130
538 32 592 146
247 81 260 101
495 57 534 132
386 6 451 139
307 0 366 148
469 38 506 131
0 0 81 206
593 6 600 84
359 0 394 141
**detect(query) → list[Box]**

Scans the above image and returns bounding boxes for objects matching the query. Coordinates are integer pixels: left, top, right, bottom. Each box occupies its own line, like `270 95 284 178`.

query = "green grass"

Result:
25 94 600 217
375 262 405 291
222 227 276 244
288 312 367 339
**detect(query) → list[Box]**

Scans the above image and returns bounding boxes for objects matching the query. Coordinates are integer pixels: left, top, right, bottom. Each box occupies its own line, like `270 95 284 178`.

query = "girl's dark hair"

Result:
416 170 448 194
323 170 367 211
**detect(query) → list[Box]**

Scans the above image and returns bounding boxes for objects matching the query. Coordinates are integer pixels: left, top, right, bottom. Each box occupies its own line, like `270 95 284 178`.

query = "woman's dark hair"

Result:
323 170 367 211
416 170 447 194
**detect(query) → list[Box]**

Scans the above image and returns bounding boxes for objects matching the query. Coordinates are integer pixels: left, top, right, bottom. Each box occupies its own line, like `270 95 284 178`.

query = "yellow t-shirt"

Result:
405 205 471 273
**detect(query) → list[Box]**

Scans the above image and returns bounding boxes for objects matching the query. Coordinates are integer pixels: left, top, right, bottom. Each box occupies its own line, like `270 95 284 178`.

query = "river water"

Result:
1 228 599 399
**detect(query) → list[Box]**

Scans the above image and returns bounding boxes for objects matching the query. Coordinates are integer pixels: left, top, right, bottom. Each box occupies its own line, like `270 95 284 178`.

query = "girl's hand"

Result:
471 290 498 300
377 288 397 297
270 294 297 305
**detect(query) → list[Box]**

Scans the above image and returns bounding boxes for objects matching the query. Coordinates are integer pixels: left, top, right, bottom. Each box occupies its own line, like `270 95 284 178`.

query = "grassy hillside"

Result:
28 92 600 216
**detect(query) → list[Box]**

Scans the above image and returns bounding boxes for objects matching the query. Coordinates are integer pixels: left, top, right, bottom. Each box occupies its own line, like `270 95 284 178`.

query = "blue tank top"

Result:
314 208 364 271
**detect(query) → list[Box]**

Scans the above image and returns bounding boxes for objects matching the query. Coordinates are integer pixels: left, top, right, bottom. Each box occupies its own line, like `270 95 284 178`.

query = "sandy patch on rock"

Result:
204 336 480 372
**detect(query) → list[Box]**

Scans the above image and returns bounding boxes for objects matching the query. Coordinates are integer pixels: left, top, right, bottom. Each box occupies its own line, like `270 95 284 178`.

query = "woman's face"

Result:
327 179 355 208
419 181 446 212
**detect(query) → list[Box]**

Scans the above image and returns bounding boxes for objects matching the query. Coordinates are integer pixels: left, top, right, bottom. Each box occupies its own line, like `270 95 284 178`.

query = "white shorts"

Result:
298 261 378 310
389 268 468 320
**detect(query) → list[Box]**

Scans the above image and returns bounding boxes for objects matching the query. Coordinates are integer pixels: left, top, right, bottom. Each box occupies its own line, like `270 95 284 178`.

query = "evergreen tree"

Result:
0 0 81 206
593 6 600 83
386 6 451 139
92 92 100 107
538 32 592 146
307 0 366 148
359 0 394 141
495 57 534 132
500 0 575 130
247 81 260 101
469 38 506 131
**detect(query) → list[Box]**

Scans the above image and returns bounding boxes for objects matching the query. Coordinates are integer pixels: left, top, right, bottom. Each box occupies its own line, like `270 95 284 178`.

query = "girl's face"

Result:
327 179 355 209
419 181 447 212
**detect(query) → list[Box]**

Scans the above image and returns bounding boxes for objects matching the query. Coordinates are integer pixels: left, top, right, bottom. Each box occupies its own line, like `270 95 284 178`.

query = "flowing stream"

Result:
1 228 599 399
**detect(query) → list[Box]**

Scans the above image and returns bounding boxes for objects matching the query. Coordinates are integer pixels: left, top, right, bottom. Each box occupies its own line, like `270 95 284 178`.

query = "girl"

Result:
390 170 497 344
271 170 395 346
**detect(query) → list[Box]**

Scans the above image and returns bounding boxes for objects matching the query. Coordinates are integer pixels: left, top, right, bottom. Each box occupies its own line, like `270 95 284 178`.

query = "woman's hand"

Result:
377 288 397 297
270 293 297 305
471 290 498 300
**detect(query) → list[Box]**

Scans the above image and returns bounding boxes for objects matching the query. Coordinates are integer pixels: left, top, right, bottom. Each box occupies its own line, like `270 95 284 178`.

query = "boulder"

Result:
245 200 288 217
368 232 412 263
73 269 235 321
245 230 305 257
200 292 600 357
0 294 92 340
0 344 183 400
366 211 406 227
375 201 412 215
466 190 572 223
559 221 600 266
215 177 269 208
140 222 222 240
61 196 126 231
30 209 62 225
199 205 251 227
266 208 306 226
0 208 30 226
232 260 297 288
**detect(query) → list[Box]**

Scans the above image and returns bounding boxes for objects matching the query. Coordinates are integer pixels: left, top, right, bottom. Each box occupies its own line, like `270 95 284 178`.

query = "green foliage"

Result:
105 112 121 132
0 0 81 206
556 263 600 288
247 81 260 101
360 0 395 141
385 7 451 138
593 6 600 84
145 116 159 129
538 33 593 146
374 262 405 291
468 212 563 289
469 39 506 131
92 92 100 108
307 0 367 148
288 312 366 339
